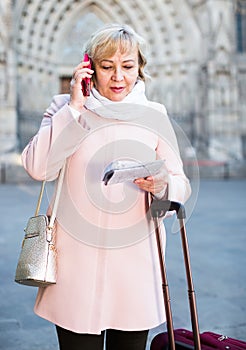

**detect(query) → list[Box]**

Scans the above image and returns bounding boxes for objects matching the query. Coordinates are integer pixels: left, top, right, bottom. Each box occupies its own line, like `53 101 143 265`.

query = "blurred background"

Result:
0 2 246 349
0 0 246 182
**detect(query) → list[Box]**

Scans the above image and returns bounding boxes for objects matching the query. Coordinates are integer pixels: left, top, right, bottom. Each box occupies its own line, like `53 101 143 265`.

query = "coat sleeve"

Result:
21 94 90 181
154 104 191 204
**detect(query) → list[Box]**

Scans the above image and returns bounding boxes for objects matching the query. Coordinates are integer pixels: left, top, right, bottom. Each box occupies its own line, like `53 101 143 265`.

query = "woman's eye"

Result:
124 66 134 70
101 66 112 70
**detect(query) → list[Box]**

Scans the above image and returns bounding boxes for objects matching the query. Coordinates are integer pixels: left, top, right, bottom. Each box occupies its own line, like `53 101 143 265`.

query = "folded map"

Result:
102 159 165 185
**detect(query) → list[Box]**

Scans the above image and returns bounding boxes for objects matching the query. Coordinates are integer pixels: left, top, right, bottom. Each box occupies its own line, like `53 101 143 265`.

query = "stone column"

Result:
0 1 17 157
204 0 242 161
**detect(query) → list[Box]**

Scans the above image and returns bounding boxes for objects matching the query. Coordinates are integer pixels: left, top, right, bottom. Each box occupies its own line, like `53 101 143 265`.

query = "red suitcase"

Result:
150 200 246 350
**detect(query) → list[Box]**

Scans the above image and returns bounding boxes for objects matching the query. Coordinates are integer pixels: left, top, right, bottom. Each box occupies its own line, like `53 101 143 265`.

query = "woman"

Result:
22 23 191 350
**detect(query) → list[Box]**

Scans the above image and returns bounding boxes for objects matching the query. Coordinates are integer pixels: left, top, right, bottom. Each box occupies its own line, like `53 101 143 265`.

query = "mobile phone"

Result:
81 53 92 96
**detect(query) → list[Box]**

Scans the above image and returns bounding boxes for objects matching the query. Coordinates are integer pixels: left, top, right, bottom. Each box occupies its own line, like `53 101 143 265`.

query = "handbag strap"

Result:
35 181 46 216
34 163 66 229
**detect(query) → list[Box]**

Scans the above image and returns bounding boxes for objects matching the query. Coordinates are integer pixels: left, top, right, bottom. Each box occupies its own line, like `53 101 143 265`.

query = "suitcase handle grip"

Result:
150 199 186 219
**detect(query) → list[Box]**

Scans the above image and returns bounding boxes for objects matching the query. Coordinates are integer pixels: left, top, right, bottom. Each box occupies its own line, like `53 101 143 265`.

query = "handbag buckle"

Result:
46 226 53 242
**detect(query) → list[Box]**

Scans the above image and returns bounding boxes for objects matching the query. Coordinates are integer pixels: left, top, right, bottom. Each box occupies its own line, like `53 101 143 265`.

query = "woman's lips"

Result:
110 87 125 93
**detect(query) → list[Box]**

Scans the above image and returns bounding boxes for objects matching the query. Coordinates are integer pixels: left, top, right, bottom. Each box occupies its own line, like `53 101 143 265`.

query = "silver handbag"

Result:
15 164 66 287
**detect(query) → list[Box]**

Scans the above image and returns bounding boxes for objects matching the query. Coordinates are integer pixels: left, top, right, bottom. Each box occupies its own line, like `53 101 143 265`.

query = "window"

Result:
60 76 71 94
236 0 246 53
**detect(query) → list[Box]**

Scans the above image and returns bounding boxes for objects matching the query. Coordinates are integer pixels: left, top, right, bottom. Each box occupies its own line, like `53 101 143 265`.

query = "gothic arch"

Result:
13 0 205 148
14 0 202 74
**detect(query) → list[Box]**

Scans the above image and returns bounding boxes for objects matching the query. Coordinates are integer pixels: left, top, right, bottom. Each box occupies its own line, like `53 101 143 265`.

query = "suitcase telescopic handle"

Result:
150 199 186 219
150 199 201 350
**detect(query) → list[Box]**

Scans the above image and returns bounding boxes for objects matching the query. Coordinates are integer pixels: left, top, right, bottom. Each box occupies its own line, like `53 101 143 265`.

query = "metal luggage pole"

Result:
179 218 201 350
151 200 201 350
153 215 175 350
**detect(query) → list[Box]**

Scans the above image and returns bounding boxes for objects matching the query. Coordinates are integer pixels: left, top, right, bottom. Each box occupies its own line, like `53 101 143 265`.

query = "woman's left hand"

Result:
134 168 168 194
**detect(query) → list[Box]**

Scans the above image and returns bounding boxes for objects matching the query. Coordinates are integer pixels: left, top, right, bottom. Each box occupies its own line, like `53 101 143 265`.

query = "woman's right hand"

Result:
69 60 94 112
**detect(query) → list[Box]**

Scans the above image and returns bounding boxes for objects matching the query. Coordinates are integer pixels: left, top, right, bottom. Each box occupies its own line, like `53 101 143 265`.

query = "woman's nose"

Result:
112 67 124 81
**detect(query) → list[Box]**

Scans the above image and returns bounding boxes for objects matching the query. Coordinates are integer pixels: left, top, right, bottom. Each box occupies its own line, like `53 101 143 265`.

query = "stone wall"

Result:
0 0 245 177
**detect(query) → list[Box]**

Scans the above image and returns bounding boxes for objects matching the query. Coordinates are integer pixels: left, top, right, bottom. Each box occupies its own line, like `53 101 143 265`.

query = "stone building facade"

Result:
0 0 246 175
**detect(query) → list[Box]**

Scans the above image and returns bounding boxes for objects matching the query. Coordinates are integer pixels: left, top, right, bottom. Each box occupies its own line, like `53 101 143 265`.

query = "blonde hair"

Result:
83 23 148 81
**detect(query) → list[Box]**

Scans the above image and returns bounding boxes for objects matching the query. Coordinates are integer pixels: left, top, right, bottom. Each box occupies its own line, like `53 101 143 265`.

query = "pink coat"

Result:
22 94 191 334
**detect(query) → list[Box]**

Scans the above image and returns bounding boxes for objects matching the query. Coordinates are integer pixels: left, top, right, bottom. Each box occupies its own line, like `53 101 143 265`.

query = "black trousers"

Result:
56 325 149 350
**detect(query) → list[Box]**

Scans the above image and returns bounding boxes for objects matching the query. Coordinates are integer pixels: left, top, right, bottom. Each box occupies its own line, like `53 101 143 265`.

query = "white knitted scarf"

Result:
84 80 148 120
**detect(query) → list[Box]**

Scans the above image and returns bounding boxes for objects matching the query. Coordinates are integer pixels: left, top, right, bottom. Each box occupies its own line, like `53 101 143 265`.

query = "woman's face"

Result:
93 48 139 101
